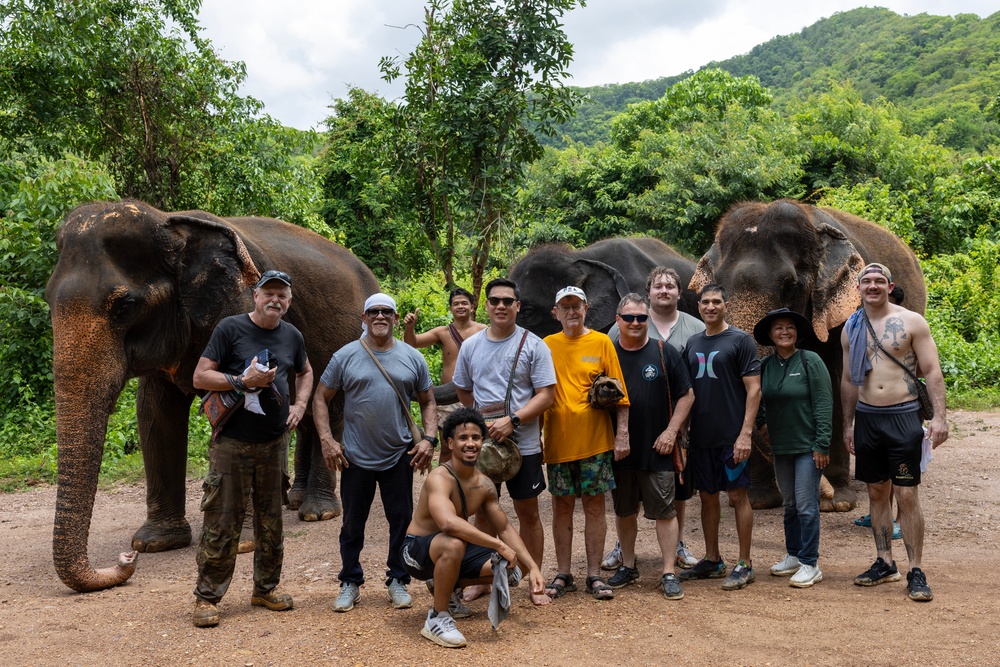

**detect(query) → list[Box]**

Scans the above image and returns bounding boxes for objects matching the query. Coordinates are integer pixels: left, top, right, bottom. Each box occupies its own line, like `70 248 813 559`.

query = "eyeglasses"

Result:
256 269 291 287
487 296 517 307
365 308 395 318
618 313 649 323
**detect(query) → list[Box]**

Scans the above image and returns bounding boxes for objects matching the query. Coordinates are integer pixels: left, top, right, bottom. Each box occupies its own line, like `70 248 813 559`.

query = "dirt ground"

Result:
1 410 997 667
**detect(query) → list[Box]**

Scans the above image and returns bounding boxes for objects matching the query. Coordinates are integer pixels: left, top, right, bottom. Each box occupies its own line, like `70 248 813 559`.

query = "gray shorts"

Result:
611 469 677 520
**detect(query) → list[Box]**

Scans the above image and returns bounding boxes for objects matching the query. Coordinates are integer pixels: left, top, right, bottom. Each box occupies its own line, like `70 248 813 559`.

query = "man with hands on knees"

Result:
402 408 546 648
191 269 313 628
313 292 437 613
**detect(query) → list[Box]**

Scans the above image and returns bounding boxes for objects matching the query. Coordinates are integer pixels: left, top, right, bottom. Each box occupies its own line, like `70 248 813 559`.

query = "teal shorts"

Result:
547 451 615 497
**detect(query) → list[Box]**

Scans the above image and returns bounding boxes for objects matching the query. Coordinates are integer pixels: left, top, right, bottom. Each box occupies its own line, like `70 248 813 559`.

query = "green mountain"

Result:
551 7 1000 152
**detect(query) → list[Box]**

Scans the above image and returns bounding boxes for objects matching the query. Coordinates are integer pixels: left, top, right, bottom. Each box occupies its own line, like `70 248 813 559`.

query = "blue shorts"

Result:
690 445 750 494
401 533 495 582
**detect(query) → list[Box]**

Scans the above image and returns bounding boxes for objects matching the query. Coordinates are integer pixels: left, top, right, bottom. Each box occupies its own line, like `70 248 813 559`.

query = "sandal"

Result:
545 573 577 598
586 576 615 600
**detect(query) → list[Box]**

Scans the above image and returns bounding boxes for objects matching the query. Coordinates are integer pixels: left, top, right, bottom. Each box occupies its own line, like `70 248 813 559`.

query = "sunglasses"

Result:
256 269 291 287
487 296 517 307
365 308 395 318
618 313 649 323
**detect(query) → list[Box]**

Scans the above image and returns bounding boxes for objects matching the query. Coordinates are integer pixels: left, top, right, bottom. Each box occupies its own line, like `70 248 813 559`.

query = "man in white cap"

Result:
313 292 438 613
543 286 630 601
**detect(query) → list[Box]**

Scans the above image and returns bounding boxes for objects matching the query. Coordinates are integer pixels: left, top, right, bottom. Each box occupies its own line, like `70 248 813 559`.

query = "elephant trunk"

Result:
51 321 137 592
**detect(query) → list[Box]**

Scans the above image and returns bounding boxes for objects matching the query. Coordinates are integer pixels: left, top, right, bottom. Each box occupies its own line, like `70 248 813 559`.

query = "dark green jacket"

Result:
756 349 832 456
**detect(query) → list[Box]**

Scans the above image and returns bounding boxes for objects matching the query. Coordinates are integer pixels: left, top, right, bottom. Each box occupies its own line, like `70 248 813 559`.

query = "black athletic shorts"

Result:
500 452 546 500
400 533 494 582
854 400 923 487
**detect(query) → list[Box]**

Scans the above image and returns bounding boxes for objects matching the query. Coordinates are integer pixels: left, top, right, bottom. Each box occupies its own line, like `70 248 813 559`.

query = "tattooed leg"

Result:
868 481 895 562
894 484 924 570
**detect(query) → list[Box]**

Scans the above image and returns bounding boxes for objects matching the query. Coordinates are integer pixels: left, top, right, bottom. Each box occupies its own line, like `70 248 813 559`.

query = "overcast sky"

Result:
196 1 998 131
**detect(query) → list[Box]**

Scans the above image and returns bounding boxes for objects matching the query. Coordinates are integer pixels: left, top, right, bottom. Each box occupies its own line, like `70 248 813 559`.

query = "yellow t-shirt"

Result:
542 330 630 464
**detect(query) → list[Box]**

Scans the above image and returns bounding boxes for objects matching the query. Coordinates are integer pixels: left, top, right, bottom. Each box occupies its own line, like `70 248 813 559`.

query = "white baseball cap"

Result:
555 286 587 304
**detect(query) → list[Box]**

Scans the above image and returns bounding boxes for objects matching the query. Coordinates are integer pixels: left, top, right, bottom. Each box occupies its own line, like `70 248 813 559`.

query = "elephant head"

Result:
44 200 259 592
690 200 863 342
508 244 630 338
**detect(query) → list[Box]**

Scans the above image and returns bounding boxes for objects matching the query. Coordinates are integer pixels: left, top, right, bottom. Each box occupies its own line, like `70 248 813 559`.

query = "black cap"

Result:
753 308 814 347
255 269 291 289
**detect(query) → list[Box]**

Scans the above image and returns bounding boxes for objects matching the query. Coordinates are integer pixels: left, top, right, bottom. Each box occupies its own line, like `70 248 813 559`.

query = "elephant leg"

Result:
748 430 783 510
296 418 341 522
286 428 309 511
131 376 194 552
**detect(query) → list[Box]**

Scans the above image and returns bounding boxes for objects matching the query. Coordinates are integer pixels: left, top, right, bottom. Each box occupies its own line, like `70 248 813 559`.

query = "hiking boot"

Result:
906 568 933 601
250 587 293 611
789 563 823 588
601 541 622 571
421 609 467 648
607 564 640 589
425 579 472 618
675 540 699 569
386 578 413 609
721 560 756 590
661 573 684 600
192 599 219 628
770 554 802 577
854 557 901 586
333 582 360 612
678 558 727 581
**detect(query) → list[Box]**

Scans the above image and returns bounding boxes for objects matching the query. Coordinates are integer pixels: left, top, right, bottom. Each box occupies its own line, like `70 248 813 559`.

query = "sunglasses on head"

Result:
365 308 395 318
487 296 516 307
618 313 649 323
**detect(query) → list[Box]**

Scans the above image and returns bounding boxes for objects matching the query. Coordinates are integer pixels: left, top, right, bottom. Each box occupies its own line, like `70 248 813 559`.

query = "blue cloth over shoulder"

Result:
846 310 870 386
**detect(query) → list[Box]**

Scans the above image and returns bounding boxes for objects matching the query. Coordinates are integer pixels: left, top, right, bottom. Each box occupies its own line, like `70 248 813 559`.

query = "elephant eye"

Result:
111 296 139 323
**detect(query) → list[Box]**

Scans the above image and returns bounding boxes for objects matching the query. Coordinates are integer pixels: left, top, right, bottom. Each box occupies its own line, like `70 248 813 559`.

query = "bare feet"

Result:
529 590 552 605
462 584 490 603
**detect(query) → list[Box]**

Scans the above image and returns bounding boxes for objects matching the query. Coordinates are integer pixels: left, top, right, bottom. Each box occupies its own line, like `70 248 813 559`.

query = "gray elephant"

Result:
508 237 698 337
45 200 380 592
690 199 926 512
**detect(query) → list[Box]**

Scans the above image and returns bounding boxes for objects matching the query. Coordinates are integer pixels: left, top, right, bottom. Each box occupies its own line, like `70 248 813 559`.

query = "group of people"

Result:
187 260 949 649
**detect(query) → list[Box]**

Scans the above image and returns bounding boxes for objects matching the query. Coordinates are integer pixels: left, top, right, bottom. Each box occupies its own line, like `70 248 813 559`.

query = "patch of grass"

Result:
945 387 1000 412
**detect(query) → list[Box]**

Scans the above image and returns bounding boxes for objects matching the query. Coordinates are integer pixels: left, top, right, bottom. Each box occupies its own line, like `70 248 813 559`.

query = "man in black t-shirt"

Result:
608 294 694 600
190 269 314 628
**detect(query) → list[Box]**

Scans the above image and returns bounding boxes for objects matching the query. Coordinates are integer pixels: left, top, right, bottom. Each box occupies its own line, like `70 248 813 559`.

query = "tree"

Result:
380 0 583 302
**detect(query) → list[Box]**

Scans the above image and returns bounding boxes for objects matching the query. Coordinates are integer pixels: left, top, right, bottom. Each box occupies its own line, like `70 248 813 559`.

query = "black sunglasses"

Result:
487 296 517 307
618 313 649 323
256 269 291 287
365 308 396 318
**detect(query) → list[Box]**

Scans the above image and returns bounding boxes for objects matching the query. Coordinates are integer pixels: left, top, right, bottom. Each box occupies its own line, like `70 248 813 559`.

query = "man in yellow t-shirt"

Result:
543 286 630 601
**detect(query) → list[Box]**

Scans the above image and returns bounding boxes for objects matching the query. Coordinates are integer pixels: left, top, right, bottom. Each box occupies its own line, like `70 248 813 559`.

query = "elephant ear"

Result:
811 221 864 341
164 214 261 329
573 258 630 332
690 245 719 294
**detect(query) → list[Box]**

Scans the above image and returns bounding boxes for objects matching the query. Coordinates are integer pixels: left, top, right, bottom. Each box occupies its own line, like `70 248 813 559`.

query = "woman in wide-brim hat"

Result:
753 308 832 589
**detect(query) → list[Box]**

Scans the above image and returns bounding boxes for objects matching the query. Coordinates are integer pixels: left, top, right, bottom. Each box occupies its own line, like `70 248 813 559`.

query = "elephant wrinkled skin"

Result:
690 199 926 512
45 200 379 592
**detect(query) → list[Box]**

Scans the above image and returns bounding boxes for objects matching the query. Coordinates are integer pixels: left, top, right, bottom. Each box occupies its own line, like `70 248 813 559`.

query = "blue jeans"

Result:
773 453 823 566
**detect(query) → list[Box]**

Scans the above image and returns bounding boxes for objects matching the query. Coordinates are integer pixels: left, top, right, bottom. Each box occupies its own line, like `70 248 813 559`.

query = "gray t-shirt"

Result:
452 326 556 456
608 310 706 353
319 339 432 470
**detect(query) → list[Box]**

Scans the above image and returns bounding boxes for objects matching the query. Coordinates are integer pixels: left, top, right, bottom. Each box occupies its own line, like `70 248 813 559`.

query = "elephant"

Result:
44 200 380 592
690 199 926 512
507 237 699 337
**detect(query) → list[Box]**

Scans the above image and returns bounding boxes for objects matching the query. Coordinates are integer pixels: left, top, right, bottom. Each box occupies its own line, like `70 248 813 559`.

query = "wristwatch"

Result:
423 434 438 447
509 413 521 428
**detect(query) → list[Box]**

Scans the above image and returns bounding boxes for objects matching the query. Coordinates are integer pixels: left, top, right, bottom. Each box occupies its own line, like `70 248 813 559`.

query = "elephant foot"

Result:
131 520 192 553
298 495 342 522
820 484 857 512
748 484 783 510
286 487 305 511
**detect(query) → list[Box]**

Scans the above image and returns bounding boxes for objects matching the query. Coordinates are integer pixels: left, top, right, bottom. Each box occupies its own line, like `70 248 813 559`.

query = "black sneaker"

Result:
661 573 684 600
906 568 933 601
607 564 639 589
678 558 727 581
854 557 902 586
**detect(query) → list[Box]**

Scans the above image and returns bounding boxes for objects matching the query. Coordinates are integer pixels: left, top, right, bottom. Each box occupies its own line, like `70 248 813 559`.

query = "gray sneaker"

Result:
601 541 622 571
661 573 684 600
333 583 360 612
386 578 413 609
721 560 756 590
675 540 699 569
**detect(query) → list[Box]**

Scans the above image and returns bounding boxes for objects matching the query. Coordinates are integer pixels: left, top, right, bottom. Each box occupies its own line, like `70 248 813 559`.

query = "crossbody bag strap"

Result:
447 322 465 347
441 464 468 520
863 312 920 383
359 338 423 443
656 339 674 422
504 329 531 416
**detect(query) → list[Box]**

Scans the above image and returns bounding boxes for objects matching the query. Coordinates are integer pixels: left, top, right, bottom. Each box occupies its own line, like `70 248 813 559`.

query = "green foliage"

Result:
816 179 916 244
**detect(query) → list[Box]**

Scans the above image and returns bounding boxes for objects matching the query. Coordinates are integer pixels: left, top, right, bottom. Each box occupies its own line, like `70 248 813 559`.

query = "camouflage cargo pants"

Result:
194 432 289 603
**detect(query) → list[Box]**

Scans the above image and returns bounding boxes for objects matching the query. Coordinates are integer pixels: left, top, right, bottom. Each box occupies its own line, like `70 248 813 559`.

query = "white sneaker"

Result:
770 554 802 577
675 540 699 569
421 609 467 648
790 563 823 588
601 541 622 571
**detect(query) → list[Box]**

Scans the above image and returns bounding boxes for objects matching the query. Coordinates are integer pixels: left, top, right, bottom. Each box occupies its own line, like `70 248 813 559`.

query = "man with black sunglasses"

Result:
452 277 556 606
313 292 437 614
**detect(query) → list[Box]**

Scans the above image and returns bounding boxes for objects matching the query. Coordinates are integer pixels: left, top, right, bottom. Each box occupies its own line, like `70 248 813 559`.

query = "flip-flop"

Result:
545 573 576 598
586 576 615 600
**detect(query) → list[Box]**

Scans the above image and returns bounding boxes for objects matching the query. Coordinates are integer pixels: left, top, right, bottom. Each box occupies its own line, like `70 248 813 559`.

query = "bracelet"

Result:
227 373 248 392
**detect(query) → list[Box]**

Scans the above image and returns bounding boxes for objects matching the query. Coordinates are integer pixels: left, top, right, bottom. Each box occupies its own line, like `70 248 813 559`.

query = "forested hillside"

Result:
550 7 1000 152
